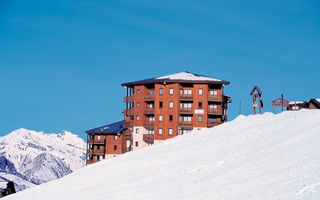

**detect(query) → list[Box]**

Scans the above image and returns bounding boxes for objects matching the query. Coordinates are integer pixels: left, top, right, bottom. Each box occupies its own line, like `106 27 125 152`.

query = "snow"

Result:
0 129 86 190
316 98 320 103
5 110 320 200
156 72 222 82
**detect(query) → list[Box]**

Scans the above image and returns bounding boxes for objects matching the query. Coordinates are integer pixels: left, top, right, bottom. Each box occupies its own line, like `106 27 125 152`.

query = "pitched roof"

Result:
121 71 229 86
309 98 320 108
85 120 125 134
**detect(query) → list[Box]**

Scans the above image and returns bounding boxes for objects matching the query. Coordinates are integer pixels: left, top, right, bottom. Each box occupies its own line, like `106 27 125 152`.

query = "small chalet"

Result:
287 101 308 111
308 98 320 109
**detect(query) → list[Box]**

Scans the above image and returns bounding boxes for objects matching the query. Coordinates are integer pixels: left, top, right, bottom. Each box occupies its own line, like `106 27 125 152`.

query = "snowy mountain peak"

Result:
0 129 86 191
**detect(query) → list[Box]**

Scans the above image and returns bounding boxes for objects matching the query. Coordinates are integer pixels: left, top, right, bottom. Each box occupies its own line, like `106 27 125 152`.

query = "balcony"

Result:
143 134 154 143
122 146 132 153
207 108 222 115
122 108 134 116
179 121 193 128
207 120 219 128
87 148 105 155
179 94 193 101
143 121 154 129
87 139 105 144
179 108 193 114
144 94 155 101
144 107 154 114
123 96 134 103
207 95 222 102
123 121 133 128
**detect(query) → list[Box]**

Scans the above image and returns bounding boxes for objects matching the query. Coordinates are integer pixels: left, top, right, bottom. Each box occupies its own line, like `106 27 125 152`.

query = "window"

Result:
135 128 139 134
159 88 163 95
136 115 140 120
179 89 183 95
97 145 100 150
114 135 117 141
209 104 218 109
198 115 202 122
198 102 203 109
135 141 139 147
209 118 218 123
149 116 155 122
97 135 101 140
137 89 140 94
184 116 192 122
169 88 174 95
148 129 154 134
210 90 218 96
149 103 154 108
169 115 173 122
183 103 192 109
159 101 163 108
150 90 155 95
97 155 100 161
159 115 163 122
198 88 203 95
169 128 173 135
137 102 140 108
169 101 173 108
114 145 117 151
158 128 163 135
184 89 192 95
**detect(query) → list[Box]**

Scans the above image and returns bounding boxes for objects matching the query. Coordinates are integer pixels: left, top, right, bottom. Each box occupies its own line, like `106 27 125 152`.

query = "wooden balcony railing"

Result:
179 94 193 101
143 121 154 128
87 139 105 144
179 108 193 114
207 121 219 128
143 134 154 143
144 94 155 101
144 107 154 114
122 108 134 116
179 121 193 128
123 96 134 103
207 95 222 102
86 149 105 155
123 121 133 128
207 108 222 115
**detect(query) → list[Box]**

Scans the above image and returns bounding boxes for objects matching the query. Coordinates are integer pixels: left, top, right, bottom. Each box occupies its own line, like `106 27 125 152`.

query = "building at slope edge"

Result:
86 72 231 164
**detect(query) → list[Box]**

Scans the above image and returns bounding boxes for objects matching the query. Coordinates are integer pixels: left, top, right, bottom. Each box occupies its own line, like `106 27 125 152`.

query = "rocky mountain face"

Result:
0 128 86 191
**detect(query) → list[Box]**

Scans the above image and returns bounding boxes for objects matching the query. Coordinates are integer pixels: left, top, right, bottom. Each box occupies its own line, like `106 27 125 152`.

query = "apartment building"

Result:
86 72 231 164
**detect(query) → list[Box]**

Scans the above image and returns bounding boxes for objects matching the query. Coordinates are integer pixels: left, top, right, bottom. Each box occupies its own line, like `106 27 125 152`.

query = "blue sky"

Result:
1 0 319 139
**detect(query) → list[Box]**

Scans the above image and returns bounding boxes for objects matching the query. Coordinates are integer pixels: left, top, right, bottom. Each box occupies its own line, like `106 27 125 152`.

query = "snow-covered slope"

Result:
0 129 86 190
5 110 320 200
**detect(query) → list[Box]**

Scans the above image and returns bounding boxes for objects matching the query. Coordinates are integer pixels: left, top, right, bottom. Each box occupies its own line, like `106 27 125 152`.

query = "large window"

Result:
159 88 163 95
169 88 174 95
210 90 218 96
169 128 173 135
149 116 155 122
159 115 163 122
183 116 192 122
184 89 192 95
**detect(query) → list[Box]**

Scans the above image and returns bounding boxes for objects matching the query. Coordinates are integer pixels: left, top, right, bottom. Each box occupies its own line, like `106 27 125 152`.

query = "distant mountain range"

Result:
0 128 86 191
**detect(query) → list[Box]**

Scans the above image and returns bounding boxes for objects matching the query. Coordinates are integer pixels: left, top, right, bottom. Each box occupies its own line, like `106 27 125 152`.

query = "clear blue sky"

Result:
1 0 319 139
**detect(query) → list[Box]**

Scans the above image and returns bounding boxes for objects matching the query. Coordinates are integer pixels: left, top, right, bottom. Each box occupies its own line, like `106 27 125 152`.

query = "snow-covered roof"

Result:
86 120 125 134
289 101 306 105
155 72 221 82
122 71 229 86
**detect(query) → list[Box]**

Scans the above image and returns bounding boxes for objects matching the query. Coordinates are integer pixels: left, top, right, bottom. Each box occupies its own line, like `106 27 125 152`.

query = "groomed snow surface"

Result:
5 110 320 200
